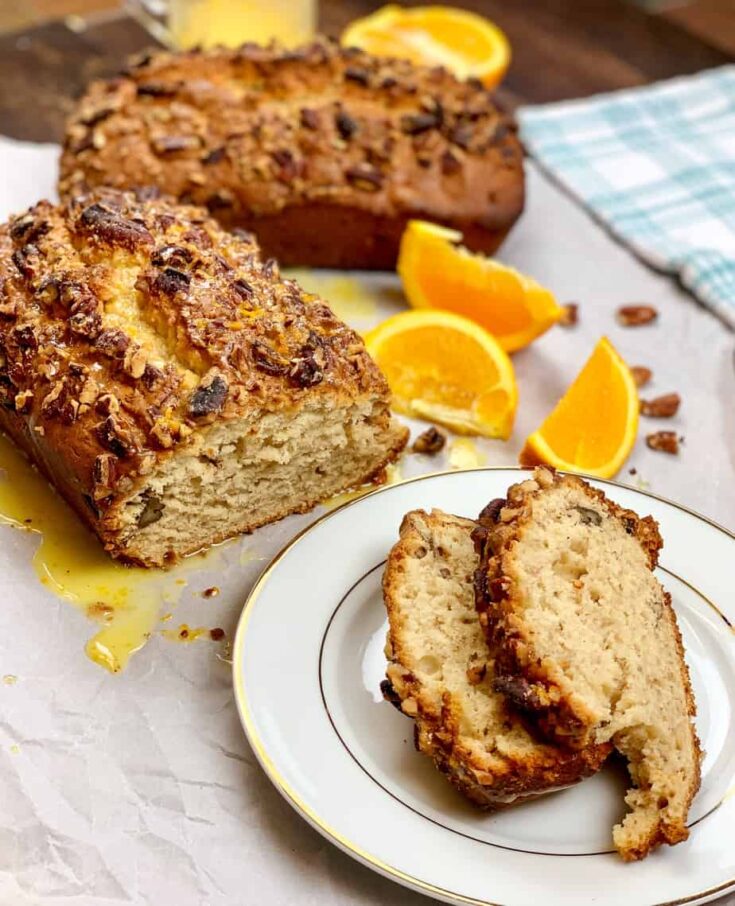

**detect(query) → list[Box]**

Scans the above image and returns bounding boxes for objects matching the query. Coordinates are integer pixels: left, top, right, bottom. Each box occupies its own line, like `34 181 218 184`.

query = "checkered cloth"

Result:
519 66 735 328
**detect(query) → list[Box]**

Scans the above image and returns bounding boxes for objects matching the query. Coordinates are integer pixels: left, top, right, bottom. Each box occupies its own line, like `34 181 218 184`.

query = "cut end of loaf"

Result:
476 466 701 860
104 400 407 566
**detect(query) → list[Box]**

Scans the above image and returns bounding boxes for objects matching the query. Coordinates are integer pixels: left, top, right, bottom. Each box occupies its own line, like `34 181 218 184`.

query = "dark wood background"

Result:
0 0 732 143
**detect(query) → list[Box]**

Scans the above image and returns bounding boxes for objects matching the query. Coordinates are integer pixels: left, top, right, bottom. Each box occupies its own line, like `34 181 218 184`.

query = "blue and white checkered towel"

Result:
519 66 735 328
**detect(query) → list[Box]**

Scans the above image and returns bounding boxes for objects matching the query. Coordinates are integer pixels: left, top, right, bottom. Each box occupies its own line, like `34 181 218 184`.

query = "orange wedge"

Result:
520 337 639 479
341 5 511 88
398 221 564 353
365 309 517 439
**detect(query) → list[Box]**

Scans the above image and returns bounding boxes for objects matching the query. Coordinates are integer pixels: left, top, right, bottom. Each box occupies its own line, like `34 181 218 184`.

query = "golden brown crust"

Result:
0 188 405 561
58 38 525 268
383 509 610 807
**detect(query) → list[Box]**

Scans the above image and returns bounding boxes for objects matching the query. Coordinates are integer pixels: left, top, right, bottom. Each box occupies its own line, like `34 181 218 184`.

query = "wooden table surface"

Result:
0 0 732 143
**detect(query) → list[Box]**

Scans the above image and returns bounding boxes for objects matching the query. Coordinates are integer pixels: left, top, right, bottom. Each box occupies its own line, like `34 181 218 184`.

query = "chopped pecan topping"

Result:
93 452 117 489
271 148 300 182
477 497 506 527
136 82 178 98
380 679 403 711
493 675 543 711
13 389 33 413
289 355 323 388
13 324 37 349
400 111 441 135
631 366 652 388
646 430 679 454
440 149 461 175
559 303 578 327
641 393 680 418
335 110 358 139
95 393 120 416
299 107 319 130
202 146 226 165
448 122 473 150
123 344 147 379
9 214 50 244
12 245 37 280
79 106 116 127
153 267 190 296
206 190 234 211
411 426 446 455
94 328 130 359
151 245 193 268
152 135 202 154
617 304 658 327
232 278 254 301
488 575 511 602
79 203 153 250
95 415 135 458
188 374 228 417
251 341 289 376
345 164 383 192
344 65 370 86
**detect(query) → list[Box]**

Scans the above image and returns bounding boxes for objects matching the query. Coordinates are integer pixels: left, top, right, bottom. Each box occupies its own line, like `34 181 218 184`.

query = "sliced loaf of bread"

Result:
383 509 610 806
474 468 701 860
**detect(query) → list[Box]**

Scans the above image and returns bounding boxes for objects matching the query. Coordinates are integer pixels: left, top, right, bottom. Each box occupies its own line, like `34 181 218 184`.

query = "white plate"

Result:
233 469 735 906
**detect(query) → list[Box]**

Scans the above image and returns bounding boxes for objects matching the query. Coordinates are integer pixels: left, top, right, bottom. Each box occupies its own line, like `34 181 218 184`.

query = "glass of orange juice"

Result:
127 0 317 50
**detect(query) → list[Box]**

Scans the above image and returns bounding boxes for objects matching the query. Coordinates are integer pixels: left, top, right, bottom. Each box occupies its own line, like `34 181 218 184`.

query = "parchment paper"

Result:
0 136 732 906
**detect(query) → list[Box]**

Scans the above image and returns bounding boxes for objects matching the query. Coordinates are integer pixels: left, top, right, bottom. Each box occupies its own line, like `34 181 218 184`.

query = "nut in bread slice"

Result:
383 509 610 806
474 468 702 859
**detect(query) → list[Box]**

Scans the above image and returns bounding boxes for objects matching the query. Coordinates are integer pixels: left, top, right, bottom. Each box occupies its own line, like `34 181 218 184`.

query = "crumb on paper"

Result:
203 586 220 598
210 627 225 641
559 303 578 327
3 674 17 686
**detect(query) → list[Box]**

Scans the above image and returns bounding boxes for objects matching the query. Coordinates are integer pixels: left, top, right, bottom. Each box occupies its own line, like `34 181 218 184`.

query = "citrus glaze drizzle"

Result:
0 432 180 673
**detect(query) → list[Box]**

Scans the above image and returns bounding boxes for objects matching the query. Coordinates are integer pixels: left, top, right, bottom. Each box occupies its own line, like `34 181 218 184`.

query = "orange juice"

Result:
169 0 317 49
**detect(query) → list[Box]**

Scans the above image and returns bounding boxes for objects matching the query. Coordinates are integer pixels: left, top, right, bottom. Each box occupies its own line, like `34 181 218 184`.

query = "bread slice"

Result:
382 509 610 807
0 189 407 566
474 468 701 859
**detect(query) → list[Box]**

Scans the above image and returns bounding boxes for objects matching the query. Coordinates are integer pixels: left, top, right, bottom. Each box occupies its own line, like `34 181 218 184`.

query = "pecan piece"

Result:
411 426 446 455
631 365 652 388
202 146 225 165
300 107 319 130
345 165 383 192
448 122 473 150
79 203 153 250
466 660 487 686
477 497 506 527
641 393 680 418
493 675 543 712
380 679 403 712
440 149 461 175
400 112 440 135
152 135 201 154
646 431 679 454
151 245 193 268
95 415 135 458
616 304 658 327
188 374 228 418
559 303 578 327
93 453 117 490
136 82 177 98
289 355 324 388
344 66 370 86
251 341 289 376
153 267 190 296
335 110 358 140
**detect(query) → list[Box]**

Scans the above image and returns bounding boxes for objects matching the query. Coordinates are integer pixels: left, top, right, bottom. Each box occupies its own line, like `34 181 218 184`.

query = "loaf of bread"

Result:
58 38 525 269
474 468 701 860
0 188 407 566
382 509 610 806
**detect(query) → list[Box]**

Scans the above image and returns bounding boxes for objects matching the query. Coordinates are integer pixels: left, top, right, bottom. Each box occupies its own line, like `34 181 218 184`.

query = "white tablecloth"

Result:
0 136 732 906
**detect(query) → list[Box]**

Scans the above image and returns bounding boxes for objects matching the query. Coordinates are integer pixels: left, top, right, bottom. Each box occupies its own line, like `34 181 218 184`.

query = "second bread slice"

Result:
383 509 610 806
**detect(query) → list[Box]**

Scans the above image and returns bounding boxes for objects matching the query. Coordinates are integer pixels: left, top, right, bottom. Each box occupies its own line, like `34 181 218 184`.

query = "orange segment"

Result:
342 5 511 88
520 337 639 479
365 309 517 439
398 220 564 353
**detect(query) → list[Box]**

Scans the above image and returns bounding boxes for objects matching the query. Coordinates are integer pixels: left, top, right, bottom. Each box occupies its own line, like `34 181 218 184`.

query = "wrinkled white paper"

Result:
0 135 732 906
